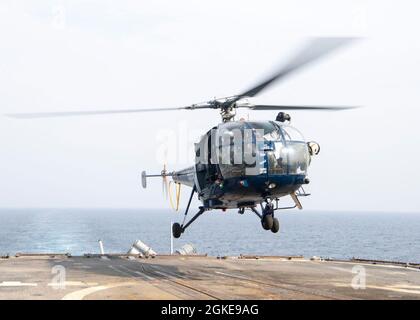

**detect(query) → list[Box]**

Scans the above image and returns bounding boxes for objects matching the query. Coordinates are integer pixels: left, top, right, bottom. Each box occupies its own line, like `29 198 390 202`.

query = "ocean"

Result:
0 209 419 262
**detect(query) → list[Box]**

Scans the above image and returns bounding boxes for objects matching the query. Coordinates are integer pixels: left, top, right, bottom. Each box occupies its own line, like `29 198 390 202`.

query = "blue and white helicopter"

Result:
8 38 358 239
140 38 358 238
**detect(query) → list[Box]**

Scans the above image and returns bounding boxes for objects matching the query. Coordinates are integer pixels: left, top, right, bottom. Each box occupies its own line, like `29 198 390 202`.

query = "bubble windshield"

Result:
266 122 310 175
214 121 310 178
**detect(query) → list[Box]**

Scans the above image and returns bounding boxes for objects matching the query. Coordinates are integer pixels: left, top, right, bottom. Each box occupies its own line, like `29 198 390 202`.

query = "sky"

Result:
0 0 419 212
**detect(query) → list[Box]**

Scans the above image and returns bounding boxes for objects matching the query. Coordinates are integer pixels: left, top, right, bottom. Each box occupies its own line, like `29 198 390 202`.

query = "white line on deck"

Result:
61 282 136 300
0 281 37 287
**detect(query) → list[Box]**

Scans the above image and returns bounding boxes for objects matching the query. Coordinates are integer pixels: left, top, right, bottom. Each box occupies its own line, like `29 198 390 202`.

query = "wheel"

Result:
271 217 279 233
261 215 273 230
172 223 183 238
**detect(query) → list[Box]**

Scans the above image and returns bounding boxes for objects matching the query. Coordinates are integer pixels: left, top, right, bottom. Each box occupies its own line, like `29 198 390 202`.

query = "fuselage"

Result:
173 120 311 209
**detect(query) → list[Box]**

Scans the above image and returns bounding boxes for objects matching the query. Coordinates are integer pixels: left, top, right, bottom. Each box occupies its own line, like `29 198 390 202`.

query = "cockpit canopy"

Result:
195 121 310 181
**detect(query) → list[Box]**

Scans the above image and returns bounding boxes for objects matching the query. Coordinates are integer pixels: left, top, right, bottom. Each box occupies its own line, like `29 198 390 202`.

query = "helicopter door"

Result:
194 130 220 192
194 142 206 192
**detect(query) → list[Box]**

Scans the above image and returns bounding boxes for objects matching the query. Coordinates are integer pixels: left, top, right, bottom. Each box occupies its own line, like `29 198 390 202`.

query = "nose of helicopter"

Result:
261 174 309 192
263 175 310 194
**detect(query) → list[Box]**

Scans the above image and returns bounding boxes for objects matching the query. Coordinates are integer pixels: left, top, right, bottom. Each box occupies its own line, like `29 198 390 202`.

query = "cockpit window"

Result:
246 121 276 134
212 121 309 179
245 121 281 142
276 123 305 142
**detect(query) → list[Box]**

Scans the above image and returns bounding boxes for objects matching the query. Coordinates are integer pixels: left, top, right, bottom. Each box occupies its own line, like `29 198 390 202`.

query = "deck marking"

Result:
47 281 98 287
61 282 136 300
333 283 420 295
367 285 420 295
215 271 254 281
0 281 37 287
325 260 420 272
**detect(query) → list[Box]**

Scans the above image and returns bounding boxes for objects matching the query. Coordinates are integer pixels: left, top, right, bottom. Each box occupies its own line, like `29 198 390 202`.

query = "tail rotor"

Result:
161 164 169 199
141 165 181 211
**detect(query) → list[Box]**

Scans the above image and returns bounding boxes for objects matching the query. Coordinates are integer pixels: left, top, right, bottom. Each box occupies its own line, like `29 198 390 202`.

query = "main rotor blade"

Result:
5 105 212 119
241 104 359 111
236 37 356 100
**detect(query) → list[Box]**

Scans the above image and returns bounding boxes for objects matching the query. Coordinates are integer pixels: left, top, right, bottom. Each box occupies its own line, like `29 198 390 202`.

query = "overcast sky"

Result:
0 0 419 212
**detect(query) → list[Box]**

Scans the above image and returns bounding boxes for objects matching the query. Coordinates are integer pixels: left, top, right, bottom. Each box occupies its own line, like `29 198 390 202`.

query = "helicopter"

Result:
7 37 358 239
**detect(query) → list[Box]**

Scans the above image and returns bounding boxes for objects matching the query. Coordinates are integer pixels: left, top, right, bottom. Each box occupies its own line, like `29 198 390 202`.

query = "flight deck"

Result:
0 254 419 300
